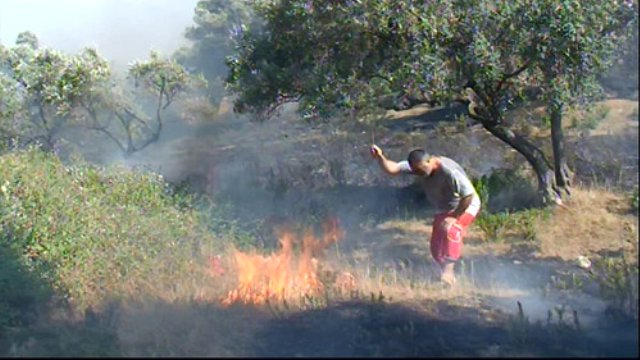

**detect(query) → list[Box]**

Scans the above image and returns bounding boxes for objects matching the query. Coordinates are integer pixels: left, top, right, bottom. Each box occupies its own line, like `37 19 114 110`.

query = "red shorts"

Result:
430 211 476 264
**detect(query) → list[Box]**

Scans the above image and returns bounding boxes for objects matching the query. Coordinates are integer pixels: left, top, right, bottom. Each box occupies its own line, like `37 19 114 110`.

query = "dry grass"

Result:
376 219 432 235
385 103 433 120
536 186 638 261
589 99 639 136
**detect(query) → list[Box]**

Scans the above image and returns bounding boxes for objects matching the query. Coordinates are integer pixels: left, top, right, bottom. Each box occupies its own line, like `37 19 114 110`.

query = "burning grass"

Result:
219 216 353 307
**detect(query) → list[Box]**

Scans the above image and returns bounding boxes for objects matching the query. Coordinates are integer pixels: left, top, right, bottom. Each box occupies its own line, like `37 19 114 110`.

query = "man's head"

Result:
407 148 438 176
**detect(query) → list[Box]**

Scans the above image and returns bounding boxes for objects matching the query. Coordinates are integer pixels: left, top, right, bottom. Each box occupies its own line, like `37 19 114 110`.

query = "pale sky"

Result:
0 0 200 67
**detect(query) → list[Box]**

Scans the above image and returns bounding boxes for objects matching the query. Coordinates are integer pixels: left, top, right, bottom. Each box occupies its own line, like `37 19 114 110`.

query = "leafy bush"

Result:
474 211 511 243
0 246 51 327
199 201 262 252
471 176 491 208
472 168 537 212
590 256 639 320
630 187 639 213
584 104 610 129
510 209 551 242
0 148 218 314
472 171 549 242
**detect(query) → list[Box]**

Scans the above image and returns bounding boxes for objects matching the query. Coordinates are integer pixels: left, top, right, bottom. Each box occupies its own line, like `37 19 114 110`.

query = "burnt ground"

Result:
253 298 637 357
10 287 636 357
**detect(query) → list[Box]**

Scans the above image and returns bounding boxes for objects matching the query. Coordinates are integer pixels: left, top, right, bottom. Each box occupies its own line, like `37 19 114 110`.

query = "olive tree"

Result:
0 33 205 156
225 0 637 204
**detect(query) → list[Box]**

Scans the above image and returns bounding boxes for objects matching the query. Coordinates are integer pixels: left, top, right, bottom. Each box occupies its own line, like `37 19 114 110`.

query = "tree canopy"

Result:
225 0 638 202
174 0 260 105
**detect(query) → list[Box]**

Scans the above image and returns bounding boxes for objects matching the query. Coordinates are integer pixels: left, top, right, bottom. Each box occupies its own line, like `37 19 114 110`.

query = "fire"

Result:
220 216 344 306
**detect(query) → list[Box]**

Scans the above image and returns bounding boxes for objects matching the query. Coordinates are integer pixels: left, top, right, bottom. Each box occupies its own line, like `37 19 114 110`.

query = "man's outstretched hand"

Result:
370 144 382 159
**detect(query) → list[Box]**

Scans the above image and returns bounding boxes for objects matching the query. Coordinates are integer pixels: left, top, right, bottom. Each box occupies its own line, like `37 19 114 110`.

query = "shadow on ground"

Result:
382 103 469 132
9 295 635 357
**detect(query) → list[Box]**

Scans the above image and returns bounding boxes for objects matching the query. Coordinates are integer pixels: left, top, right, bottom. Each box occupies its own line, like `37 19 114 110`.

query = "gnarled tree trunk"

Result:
481 121 559 206
549 103 572 201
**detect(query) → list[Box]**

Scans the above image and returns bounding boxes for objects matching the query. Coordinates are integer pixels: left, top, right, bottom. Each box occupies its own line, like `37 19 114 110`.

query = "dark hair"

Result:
407 148 430 165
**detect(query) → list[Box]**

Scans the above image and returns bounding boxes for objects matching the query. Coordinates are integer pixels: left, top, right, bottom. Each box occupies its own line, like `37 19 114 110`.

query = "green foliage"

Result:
474 207 549 243
0 148 217 313
510 209 550 241
130 51 206 106
15 31 39 49
630 187 639 213
199 201 261 252
535 0 636 109
471 175 490 208
8 46 110 116
590 255 639 319
175 0 259 105
472 170 548 242
225 0 637 121
472 168 537 211
630 105 639 121
0 35 203 156
474 211 512 243
0 245 51 327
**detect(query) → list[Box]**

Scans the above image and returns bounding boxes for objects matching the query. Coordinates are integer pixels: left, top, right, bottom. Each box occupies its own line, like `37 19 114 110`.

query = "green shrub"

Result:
630 187 639 213
474 211 511 243
510 208 551 242
200 200 262 252
472 168 536 211
472 170 549 242
0 246 51 327
590 256 639 319
471 175 490 207
0 148 218 313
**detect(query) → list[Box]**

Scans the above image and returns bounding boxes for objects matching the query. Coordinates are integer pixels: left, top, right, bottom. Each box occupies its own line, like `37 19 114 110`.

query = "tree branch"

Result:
37 104 50 132
86 123 127 155
114 111 136 154
494 58 532 94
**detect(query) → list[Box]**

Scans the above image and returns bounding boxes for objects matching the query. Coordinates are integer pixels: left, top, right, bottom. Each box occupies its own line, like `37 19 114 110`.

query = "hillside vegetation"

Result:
0 149 219 327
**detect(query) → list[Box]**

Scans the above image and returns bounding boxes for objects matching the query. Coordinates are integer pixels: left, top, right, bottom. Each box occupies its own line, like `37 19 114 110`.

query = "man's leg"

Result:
440 260 456 285
440 212 477 285
430 213 449 282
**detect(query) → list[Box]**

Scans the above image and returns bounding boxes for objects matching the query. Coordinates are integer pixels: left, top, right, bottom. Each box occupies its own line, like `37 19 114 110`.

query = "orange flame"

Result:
221 216 344 306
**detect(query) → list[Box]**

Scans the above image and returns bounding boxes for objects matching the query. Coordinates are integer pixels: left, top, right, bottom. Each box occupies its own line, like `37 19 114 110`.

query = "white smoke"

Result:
0 0 199 70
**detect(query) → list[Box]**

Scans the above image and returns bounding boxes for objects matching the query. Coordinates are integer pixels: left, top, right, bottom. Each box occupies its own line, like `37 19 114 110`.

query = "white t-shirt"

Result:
398 157 481 215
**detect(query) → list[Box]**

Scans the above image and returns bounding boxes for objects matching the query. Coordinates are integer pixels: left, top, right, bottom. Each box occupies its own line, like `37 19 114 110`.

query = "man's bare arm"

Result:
377 154 407 175
370 144 405 176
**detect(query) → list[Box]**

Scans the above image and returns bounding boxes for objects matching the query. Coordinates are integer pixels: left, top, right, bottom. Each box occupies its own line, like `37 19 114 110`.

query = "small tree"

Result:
15 31 39 49
531 0 638 199
0 34 205 156
1 44 111 151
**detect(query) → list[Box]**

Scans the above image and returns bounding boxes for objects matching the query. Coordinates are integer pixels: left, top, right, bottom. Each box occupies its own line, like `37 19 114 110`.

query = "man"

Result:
370 144 481 285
